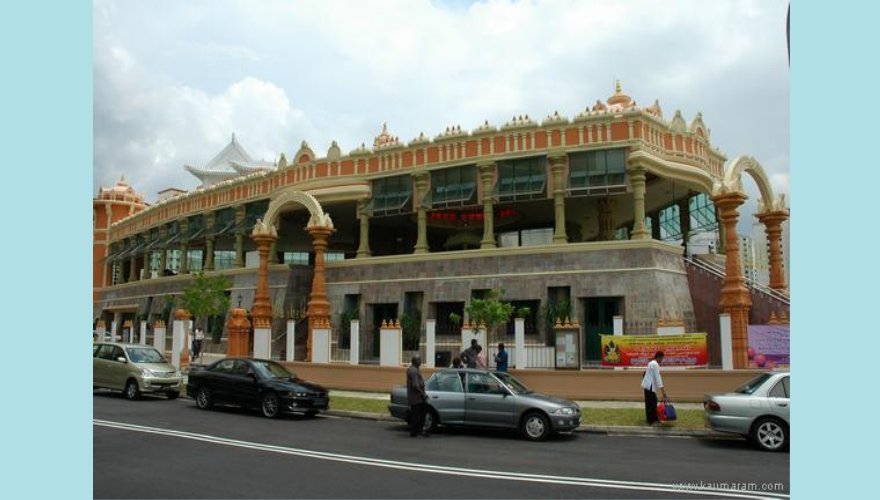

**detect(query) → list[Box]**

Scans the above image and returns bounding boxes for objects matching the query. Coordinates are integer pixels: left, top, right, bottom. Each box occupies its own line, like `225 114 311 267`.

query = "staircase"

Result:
684 254 789 366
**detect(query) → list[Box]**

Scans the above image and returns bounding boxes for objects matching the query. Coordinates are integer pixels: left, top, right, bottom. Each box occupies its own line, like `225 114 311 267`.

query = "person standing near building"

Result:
641 351 667 425
460 339 479 369
494 343 509 372
406 355 429 437
193 327 205 361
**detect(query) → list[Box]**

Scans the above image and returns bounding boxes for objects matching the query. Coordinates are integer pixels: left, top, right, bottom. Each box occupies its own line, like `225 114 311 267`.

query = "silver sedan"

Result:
703 371 790 451
389 369 580 441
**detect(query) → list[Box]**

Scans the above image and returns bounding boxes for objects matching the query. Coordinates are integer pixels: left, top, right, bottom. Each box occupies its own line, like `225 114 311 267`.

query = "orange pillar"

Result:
713 192 752 369
251 232 277 326
306 226 334 362
225 308 251 357
756 209 789 292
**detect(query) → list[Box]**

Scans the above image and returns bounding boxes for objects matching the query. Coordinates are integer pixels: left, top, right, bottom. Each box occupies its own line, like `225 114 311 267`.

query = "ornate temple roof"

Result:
96 175 146 205
184 133 276 186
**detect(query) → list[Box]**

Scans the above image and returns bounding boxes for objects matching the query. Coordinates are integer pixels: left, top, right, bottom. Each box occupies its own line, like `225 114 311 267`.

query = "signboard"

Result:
747 325 790 368
600 333 709 367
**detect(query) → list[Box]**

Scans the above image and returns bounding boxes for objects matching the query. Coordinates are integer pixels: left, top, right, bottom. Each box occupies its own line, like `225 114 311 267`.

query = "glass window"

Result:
253 360 292 379
768 379 787 398
568 149 627 195
431 165 477 208
112 346 126 361
496 157 546 202
689 192 718 231
370 175 413 216
93 343 101 356
659 204 682 240
428 371 464 393
466 372 504 394
187 250 203 272
284 252 310 266
735 373 774 395
214 251 236 270
125 347 165 364
325 252 345 262
212 359 235 374
97 344 115 360
232 360 251 376
520 228 553 247
493 372 531 395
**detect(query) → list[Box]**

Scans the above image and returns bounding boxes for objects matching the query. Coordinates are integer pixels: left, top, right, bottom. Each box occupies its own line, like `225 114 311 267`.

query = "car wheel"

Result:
261 392 280 418
751 417 788 452
166 391 180 400
124 379 140 401
521 412 550 441
423 407 439 433
196 386 213 410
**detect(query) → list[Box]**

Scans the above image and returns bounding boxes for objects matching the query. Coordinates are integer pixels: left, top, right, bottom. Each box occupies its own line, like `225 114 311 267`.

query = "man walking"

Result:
407 355 429 437
460 339 479 369
494 343 509 372
641 351 667 425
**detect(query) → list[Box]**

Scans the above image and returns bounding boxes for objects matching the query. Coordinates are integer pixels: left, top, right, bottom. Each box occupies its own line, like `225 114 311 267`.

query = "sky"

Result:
93 0 789 233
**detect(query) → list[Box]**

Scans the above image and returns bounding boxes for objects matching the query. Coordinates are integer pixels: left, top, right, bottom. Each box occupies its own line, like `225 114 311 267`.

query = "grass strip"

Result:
330 396 706 429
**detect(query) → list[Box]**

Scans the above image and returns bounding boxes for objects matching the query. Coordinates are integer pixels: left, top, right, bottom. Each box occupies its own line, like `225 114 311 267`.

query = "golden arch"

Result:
262 188 334 230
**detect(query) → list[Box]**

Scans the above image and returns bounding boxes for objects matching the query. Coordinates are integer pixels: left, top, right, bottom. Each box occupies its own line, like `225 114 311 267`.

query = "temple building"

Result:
93 83 789 368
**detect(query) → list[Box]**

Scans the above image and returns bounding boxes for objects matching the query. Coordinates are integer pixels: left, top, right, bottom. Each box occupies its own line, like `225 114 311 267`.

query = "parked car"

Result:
93 342 182 400
187 358 329 419
703 371 790 451
389 368 580 441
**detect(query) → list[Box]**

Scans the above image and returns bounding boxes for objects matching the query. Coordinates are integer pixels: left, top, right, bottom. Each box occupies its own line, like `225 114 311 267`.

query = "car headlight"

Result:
141 368 155 377
295 392 309 397
553 407 578 416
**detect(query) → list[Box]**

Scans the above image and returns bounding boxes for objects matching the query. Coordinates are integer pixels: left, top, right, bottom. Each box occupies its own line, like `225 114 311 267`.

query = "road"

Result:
94 392 789 499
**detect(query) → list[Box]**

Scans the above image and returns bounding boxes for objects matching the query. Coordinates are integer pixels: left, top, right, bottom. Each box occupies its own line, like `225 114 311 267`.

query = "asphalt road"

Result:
94 391 789 499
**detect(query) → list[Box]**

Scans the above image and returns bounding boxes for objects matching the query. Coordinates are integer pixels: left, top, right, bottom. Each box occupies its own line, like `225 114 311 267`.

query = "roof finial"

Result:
231 132 236 143
382 122 387 133
615 79 622 93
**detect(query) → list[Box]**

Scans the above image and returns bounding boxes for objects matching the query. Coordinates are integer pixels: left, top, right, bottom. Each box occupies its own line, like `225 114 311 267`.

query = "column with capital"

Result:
478 161 497 249
713 191 752 368
251 222 277 328
204 211 215 271
756 209 789 292
413 171 429 254
356 199 372 258
549 152 568 244
627 164 650 240
306 225 335 362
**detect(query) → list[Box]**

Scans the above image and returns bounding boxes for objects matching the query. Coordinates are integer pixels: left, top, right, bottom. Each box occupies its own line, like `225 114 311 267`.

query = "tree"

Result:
178 272 231 333
464 288 514 342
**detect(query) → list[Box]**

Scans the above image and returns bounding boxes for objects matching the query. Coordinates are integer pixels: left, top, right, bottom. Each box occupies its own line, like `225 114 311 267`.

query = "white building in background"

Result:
739 233 770 286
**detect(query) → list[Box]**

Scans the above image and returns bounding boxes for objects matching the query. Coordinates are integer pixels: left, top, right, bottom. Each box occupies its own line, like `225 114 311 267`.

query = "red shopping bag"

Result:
656 400 667 422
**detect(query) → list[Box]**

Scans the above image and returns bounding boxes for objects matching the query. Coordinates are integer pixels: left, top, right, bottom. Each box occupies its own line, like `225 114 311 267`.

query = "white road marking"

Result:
94 419 788 500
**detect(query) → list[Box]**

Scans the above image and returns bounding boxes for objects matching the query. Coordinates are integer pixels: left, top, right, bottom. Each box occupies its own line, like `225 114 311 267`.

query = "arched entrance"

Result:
251 189 335 361
713 156 789 368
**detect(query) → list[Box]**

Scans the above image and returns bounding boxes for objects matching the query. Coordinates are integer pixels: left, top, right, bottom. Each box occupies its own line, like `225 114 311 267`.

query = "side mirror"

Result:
116 357 127 363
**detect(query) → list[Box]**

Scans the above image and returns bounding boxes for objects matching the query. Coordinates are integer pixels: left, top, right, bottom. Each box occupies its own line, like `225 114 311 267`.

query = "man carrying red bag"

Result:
641 351 667 425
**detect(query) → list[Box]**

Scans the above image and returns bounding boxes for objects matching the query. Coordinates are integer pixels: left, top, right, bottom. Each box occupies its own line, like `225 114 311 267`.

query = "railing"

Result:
684 255 790 305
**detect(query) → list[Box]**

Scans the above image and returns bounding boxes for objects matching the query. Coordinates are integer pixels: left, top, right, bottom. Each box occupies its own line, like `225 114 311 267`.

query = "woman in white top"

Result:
641 351 667 424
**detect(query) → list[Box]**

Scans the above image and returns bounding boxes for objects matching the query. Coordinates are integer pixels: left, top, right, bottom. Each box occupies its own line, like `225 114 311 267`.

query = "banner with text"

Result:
747 325 790 368
600 333 709 367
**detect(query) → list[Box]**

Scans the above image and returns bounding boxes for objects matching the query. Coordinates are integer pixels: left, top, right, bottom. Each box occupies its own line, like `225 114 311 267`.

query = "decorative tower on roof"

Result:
94 175 148 302
184 134 277 187
373 123 400 148
606 80 635 110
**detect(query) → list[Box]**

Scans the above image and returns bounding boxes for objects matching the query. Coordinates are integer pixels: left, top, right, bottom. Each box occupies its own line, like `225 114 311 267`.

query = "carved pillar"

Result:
251 225 278 328
158 226 167 276
356 199 372 258
549 151 568 244
678 198 691 247
627 164 650 240
204 211 215 271
307 226 335 362
413 172 429 254
597 198 616 241
127 238 137 282
757 209 790 291
225 307 251 357
179 218 189 275
713 191 752 369
478 161 496 249
234 204 246 267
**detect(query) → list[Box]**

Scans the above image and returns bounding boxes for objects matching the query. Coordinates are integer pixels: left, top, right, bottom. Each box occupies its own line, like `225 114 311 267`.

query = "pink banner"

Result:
747 325 790 368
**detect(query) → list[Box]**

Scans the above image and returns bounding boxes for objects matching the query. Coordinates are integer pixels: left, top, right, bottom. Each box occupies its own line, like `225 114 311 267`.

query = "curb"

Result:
324 409 732 439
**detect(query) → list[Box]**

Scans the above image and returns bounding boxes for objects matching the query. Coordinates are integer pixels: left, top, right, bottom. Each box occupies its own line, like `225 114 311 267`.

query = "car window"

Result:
97 345 115 360
125 347 165 364
112 346 126 361
493 372 532 395
768 376 790 398
735 373 773 394
428 372 463 393
782 376 789 397
467 372 504 394
231 360 251 376
212 359 235 374
93 344 101 357
253 360 291 379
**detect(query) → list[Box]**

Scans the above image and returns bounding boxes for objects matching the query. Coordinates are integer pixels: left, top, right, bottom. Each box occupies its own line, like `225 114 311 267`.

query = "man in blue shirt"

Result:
494 343 509 372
